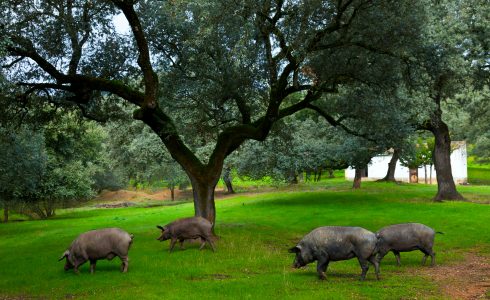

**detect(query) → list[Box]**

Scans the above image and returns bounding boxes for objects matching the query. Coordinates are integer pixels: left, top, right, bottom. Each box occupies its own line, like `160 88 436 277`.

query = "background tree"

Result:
0 127 46 222
408 0 489 200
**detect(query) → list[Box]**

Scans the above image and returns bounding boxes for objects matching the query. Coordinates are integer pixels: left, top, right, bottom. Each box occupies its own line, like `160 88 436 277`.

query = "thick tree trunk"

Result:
378 148 400 182
431 121 464 201
190 177 217 225
3 204 8 223
353 168 363 189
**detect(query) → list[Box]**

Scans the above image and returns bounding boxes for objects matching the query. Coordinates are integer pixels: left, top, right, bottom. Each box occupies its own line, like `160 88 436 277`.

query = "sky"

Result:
113 13 130 34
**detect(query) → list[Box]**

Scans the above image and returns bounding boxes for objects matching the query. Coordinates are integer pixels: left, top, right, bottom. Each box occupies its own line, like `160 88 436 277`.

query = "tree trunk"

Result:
409 168 418 183
378 148 400 182
288 170 298 184
222 166 235 194
190 177 217 225
3 204 8 223
327 168 334 178
170 187 175 201
353 168 363 189
316 168 323 181
224 180 235 194
431 121 464 201
429 164 433 184
424 165 428 184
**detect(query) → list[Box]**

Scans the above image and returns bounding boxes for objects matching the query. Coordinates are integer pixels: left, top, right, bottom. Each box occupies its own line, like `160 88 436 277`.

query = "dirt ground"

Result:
93 188 235 204
418 252 490 299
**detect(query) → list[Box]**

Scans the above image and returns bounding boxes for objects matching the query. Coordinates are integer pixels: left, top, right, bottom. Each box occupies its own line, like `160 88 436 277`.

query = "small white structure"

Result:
345 141 467 184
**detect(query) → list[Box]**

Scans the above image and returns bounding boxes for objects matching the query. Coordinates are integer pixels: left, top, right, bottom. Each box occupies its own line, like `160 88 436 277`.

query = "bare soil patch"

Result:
94 189 192 203
418 252 490 299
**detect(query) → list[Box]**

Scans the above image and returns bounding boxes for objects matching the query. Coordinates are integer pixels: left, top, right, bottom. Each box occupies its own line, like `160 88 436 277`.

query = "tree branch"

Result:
307 103 377 142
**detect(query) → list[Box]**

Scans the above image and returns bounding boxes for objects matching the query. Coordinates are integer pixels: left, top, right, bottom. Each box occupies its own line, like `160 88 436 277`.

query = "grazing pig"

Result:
59 228 133 274
156 216 216 252
289 226 379 281
376 223 442 266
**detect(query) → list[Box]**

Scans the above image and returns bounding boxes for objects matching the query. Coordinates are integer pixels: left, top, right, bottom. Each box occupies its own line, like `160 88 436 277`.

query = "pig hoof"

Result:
318 273 327 280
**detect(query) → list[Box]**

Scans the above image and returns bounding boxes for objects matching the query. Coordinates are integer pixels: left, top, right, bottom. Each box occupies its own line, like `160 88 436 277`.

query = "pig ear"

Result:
156 225 165 231
288 246 301 253
58 250 69 261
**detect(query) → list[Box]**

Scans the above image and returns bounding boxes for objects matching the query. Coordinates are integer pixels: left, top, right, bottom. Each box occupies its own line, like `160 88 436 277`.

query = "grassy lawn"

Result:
0 180 489 299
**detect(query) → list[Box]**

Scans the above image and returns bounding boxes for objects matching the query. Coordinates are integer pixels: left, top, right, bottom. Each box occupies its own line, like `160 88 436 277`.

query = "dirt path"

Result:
418 252 490 299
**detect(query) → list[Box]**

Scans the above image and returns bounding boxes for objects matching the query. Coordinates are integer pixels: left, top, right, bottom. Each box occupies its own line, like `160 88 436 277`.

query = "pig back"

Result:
302 226 377 261
377 223 435 250
167 217 213 239
72 228 132 259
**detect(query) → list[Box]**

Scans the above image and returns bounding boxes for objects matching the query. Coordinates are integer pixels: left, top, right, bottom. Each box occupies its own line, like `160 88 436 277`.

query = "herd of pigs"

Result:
58 216 442 281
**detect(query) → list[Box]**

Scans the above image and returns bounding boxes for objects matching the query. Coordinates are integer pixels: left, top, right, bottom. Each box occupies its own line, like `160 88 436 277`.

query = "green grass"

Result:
0 181 489 299
468 157 490 185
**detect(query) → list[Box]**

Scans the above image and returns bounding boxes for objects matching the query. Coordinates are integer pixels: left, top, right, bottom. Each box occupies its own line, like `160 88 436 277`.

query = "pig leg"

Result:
199 238 206 250
376 249 389 264
204 236 216 252
169 238 177 252
393 250 401 266
420 248 435 266
89 260 96 274
120 256 128 272
179 239 185 250
430 251 436 266
368 255 380 280
357 257 369 281
316 257 329 280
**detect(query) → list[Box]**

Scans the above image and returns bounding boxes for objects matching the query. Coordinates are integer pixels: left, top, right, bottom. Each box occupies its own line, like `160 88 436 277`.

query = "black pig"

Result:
376 223 442 266
156 216 216 252
59 228 133 274
289 226 379 280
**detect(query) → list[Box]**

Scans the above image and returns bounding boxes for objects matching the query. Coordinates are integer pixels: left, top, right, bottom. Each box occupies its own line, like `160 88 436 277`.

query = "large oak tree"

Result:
1 0 426 223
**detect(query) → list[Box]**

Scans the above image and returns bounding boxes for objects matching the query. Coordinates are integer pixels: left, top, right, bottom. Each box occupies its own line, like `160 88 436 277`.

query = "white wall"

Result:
345 142 468 184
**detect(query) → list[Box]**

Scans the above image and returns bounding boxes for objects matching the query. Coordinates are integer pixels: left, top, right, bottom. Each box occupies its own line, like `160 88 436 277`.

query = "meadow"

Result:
0 178 489 299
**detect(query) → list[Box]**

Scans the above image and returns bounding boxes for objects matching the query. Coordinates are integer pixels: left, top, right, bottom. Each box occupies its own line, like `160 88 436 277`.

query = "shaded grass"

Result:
0 181 489 299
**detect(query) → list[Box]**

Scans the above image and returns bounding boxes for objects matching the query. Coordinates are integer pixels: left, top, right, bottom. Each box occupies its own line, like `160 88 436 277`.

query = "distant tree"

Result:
410 0 489 200
104 118 189 197
0 128 46 222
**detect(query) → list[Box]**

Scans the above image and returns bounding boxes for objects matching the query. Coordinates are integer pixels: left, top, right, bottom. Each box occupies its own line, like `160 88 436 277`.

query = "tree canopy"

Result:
1 0 488 221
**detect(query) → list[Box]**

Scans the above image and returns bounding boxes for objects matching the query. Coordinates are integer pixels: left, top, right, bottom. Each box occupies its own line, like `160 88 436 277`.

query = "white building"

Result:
345 141 468 184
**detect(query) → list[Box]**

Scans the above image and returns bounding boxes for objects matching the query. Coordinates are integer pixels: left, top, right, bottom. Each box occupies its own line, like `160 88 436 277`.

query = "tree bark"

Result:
353 168 363 189
189 176 218 225
316 168 323 181
378 148 400 182
409 168 418 183
222 166 235 194
3 204 8 223
430 120 464 201
170 187 175 201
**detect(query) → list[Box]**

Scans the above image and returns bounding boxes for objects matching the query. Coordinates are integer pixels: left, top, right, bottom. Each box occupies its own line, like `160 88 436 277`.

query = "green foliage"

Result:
0 127 47 208
104 118 189 191
0 113 106 219
0 183 488 299
399 137 434 169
